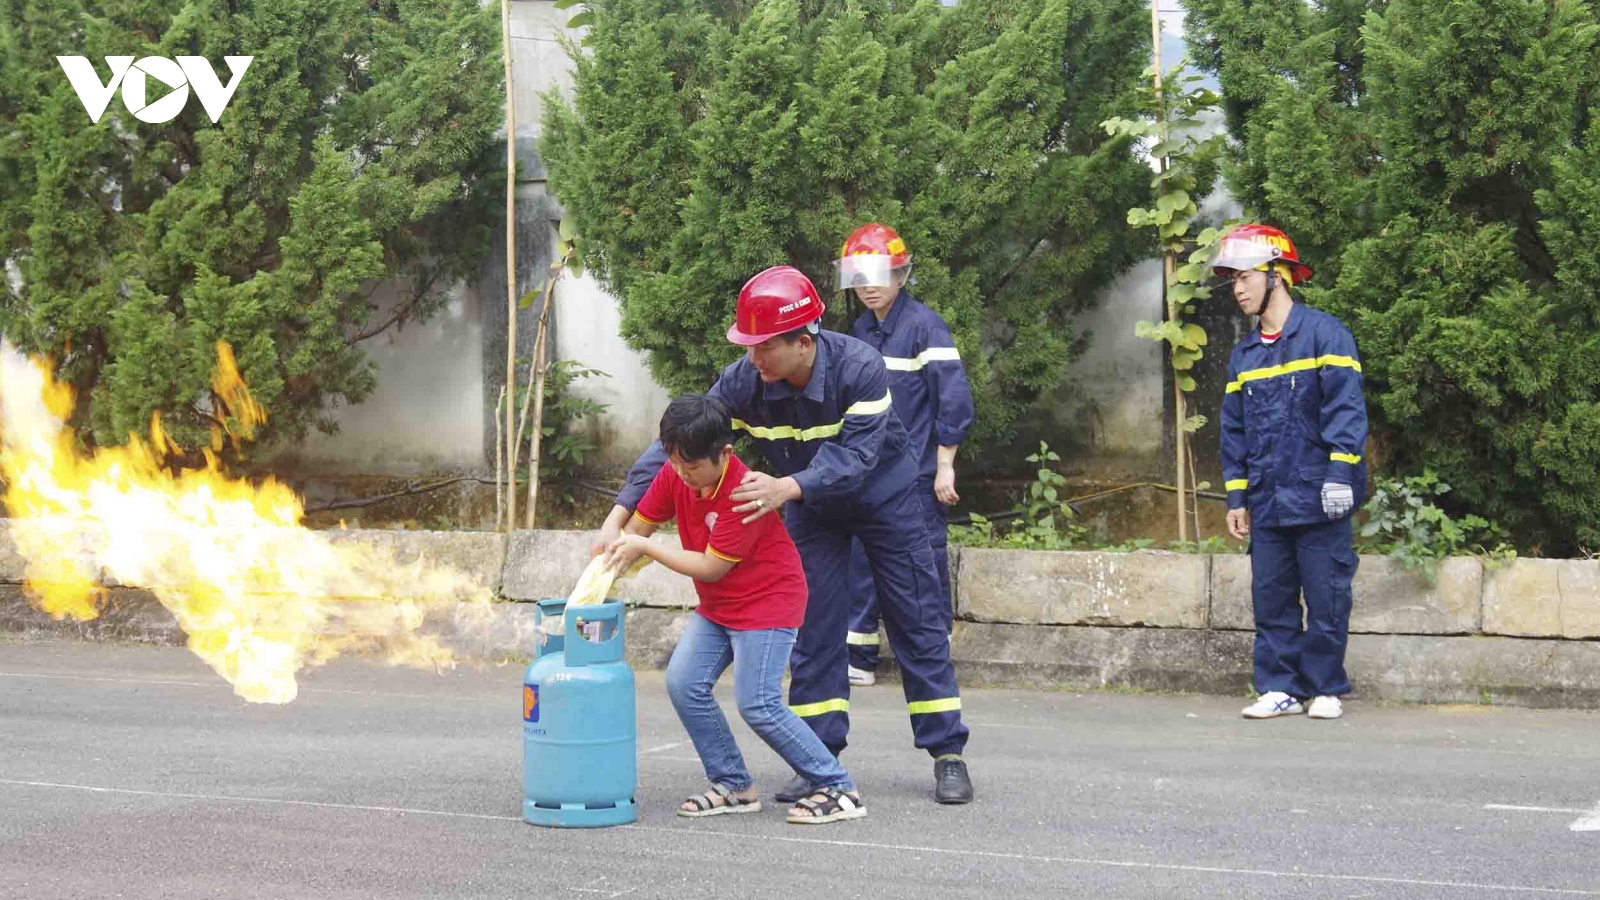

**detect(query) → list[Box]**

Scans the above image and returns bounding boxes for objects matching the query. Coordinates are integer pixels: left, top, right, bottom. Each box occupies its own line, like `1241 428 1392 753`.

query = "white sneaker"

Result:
1307 696 1343 719
848 666 876 687
1241 691 1304 719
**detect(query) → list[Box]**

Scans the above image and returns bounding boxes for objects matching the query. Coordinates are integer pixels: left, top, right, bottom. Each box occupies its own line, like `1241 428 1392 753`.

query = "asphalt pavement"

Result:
1 638 1597 899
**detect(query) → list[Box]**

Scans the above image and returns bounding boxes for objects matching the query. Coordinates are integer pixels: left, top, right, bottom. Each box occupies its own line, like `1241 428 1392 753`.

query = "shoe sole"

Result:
935 794 973 805
787 806 867 824
678 801 762 818
1307 711 1343 719
1241 708 1304 719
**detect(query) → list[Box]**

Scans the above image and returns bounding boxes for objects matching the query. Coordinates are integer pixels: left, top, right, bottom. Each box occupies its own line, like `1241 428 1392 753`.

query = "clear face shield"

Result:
835 254 897 291
1211 238 1282 280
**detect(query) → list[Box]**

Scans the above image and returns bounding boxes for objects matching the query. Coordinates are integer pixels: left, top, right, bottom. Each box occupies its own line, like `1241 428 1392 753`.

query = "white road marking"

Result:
0 779 521 822
0 671 479 701
640 742 686 755
1485 804 1591 815
3 778 1595 894
625 824 1600 895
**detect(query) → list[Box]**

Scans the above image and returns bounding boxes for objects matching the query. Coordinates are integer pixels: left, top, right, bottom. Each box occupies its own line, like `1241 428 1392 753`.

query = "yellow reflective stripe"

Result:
1225 479 1248 492
1226 381 1242 393
790 698 850 717
883 347 963 372
708 546 742 563
907 697 962 715
633 511 665 526
845 392 892 416
1233 355 1363 390
730 392 893 440
846 631 880 646
732 418 843 441
1330 452 1362 465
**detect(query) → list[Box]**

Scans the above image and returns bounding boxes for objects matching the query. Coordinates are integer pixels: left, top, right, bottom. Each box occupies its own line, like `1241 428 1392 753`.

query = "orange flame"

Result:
0 340 500 703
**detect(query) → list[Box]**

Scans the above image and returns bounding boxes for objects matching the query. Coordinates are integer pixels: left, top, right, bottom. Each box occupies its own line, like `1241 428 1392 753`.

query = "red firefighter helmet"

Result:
726 265 827 346
836 222 912 290
1211 223 1313 285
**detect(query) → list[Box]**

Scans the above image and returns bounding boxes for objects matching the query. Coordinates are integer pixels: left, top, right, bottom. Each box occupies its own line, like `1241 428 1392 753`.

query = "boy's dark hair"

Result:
659 394 735 461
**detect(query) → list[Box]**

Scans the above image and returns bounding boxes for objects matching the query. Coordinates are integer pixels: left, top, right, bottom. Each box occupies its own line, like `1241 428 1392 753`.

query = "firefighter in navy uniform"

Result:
835 223 973 687
1213 224 1370 722
590 265 975 805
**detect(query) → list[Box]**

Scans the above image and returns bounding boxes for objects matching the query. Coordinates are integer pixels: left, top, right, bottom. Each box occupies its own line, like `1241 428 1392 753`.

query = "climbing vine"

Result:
1102 32 1226 539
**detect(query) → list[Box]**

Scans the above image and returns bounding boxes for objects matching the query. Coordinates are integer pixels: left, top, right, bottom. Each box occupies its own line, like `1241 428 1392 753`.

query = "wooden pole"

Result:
501 0 519 533
1150 0 1189 542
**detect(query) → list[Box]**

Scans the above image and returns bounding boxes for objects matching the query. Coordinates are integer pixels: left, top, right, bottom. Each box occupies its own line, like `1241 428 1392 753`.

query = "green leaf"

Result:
552 0 582 9
567 11 594 29
1169 282 1196 304
558 217 577 241
568 258 584 279
1176 374 1197 392
1182 323 1208 347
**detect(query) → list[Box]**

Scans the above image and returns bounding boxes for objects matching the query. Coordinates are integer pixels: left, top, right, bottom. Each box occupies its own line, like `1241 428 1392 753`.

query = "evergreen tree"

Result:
0 0 504 458
1184 0 1600 553
541 0 1153 439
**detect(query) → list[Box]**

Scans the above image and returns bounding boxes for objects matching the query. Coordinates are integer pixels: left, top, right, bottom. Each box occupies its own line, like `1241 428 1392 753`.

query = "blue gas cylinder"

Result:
522 598 637 828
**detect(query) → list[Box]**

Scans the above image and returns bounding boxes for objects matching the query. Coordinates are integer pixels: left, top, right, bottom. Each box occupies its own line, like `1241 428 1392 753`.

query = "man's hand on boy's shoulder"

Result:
730 472 801 524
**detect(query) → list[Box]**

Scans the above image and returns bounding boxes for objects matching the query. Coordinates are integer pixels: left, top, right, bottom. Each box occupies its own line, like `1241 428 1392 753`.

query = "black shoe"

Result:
775 773 815 804
934 758 973 805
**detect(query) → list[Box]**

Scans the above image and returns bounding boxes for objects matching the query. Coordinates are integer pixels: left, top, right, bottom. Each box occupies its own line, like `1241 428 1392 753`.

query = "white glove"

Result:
1321 482 1354 519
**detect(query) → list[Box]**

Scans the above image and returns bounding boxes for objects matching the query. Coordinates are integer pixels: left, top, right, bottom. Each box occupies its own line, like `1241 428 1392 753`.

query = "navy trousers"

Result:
1250 517 1357 699
846 477 951 671
786 481 967 759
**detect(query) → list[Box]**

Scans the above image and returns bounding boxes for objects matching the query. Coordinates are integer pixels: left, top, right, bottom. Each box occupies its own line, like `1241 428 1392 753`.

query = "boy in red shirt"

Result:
606 394 864 825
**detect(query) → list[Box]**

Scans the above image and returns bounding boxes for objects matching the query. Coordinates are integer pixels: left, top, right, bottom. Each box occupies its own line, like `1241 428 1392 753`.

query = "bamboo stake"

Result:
500 0 519 533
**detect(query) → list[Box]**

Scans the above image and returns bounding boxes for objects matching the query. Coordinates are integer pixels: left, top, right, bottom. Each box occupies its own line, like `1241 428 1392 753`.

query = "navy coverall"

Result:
615 330 969 759
846 290 974 671
1220 302 1369 699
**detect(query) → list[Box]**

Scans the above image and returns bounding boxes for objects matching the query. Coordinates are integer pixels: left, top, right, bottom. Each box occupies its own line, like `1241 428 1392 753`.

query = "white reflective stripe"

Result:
846 631 880 646
845 391 892 416
882 346 962 372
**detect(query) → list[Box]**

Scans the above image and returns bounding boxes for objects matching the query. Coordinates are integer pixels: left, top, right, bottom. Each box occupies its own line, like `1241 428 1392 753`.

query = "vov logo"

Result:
56 56 252 124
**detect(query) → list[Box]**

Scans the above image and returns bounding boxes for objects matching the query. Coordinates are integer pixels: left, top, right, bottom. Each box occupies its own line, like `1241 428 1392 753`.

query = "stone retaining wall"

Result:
3 522 1597 707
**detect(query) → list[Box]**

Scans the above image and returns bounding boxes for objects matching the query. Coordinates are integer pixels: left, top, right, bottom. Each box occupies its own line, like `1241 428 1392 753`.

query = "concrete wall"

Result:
11 518 1596 708
276 282 486 476
505 1 670 468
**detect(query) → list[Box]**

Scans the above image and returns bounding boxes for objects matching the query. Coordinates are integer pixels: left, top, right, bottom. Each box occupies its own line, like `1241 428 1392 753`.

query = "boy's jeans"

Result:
665 612 854 794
